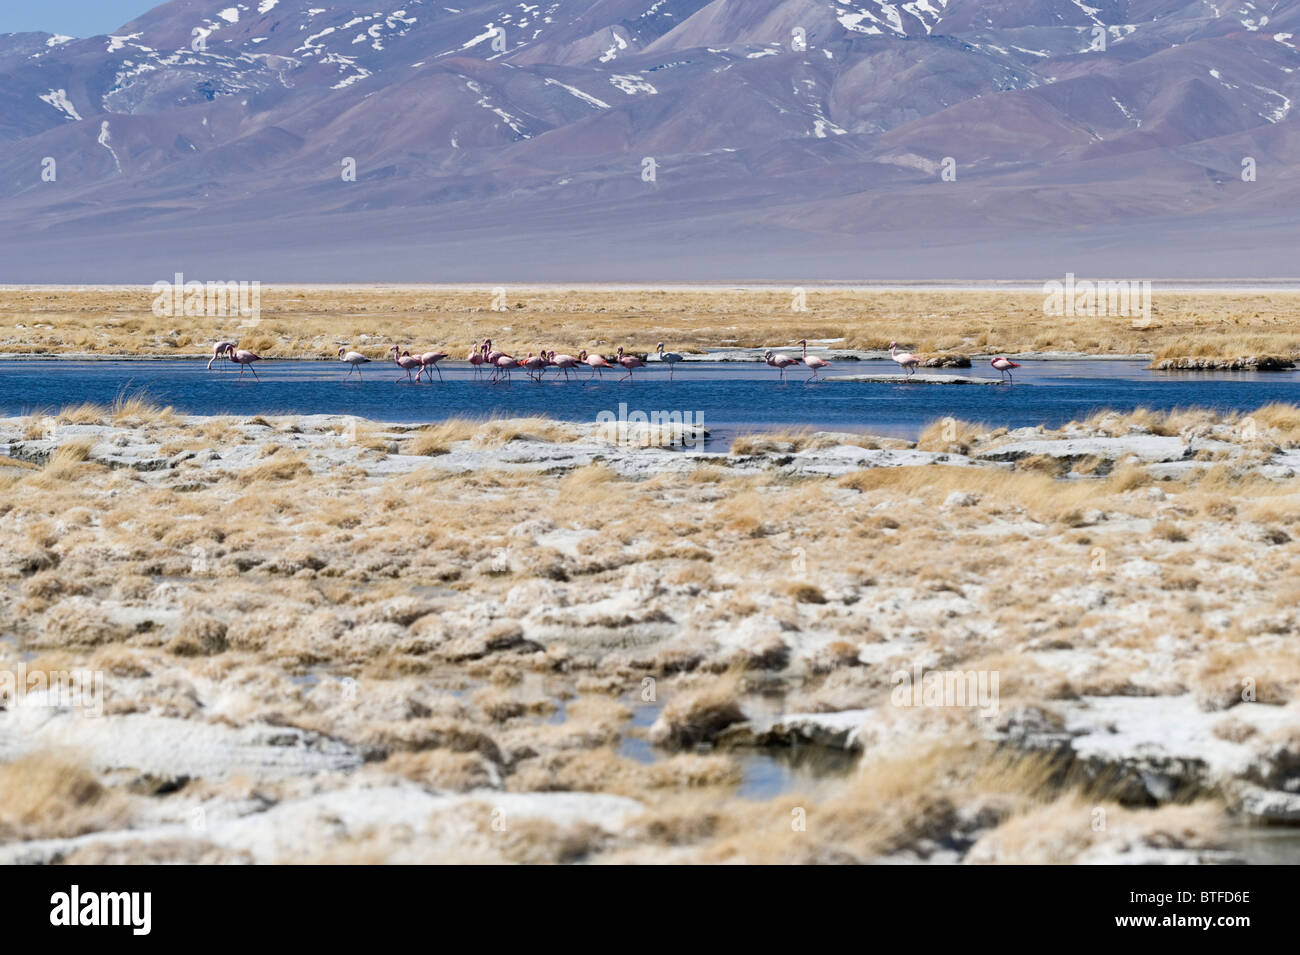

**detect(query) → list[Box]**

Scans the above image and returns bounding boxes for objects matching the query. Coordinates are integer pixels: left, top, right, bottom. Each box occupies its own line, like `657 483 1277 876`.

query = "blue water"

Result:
2 359 1297 442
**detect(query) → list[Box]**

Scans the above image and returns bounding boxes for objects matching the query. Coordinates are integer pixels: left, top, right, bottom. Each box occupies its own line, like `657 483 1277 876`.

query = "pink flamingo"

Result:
551 350 580 381
889 341 920 380
990 356 1021 383
467 341 486 379
417 348 449 382
390 345 421 383
494 353 521 383
580 349 613 381
208 341 235 371
227 343 261 379
797 339 830 384
521 352 547 382
484 339 506 364
616 346 645 383
764 349 799 382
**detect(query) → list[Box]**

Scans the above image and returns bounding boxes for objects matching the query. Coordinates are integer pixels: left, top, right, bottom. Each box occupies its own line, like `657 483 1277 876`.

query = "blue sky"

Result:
1 1 158 37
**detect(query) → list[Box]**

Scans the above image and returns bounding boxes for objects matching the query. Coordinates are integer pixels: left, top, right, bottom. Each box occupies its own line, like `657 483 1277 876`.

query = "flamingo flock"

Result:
207 338 1027 385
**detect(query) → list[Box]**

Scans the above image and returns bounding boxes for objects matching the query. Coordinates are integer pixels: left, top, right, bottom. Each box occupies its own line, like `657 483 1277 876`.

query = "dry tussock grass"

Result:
6 286 1300 359
0 402 1293 862
0 754 126 842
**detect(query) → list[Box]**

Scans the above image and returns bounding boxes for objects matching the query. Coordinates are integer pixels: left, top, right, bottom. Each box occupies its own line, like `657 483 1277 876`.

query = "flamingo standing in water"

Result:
551 350 580 381
616 346 644 383
228 343 262 379
467 341 486 379
494 352 522 383
521 352 547 382
417 348 449 382
581 349 614 381
208 341 235 371
390 345 421 383
990 356 1021 383
889 341 920 380
656 342 684 380
764 349 799 382
797 339 830 383
338 346 370 379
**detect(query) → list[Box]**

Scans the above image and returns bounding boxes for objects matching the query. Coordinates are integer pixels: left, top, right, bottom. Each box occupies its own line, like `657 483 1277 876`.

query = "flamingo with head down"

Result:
990 356 1021 383
208 341 235 371
581 349 613 381
494 352 521 383
550 350 580 380
521 352 547 382
416 348 449 382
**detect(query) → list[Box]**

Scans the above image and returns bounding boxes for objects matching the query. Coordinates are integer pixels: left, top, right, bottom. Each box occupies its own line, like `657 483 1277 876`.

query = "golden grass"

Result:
406 416 575 456
0 401 1293 862
0 754 124 842
5 286 1300 359
730 428 814 455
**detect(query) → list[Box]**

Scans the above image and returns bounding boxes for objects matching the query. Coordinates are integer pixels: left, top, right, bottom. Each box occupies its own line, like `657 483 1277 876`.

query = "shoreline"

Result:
0 351 1157 362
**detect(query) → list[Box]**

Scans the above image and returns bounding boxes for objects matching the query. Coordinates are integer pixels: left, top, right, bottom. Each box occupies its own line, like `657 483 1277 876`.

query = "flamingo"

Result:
551 350 580 381
338 346 370 379
390 345 421 383
208 341 235 371
484 339 507 364
656 342 684 380
494 353 521 383
764 349 799 382
797 339 830 383
581 349 613 381
227 343 261 380
990 356 1021 383
467 341 486 379
416 348 449 382
889 341 920 380
521 352 547 382
616 346 645 383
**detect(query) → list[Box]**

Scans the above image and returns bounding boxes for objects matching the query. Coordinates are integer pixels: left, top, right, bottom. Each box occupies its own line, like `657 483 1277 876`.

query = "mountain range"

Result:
1 0 1298 282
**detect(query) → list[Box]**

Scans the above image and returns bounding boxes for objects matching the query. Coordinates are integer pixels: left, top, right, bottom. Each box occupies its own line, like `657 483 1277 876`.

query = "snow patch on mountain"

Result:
599 27 629 63
97 121 122 173
610 73 656 94
468 79 531 138
1111 97 1138 126
39 89 82 122
107 34 142 54
1249 82 1291 123
544 77 611 109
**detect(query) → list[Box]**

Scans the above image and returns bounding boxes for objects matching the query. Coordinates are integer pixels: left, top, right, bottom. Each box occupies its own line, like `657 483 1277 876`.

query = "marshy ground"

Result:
3 285 1300 366
3 398 1300 863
